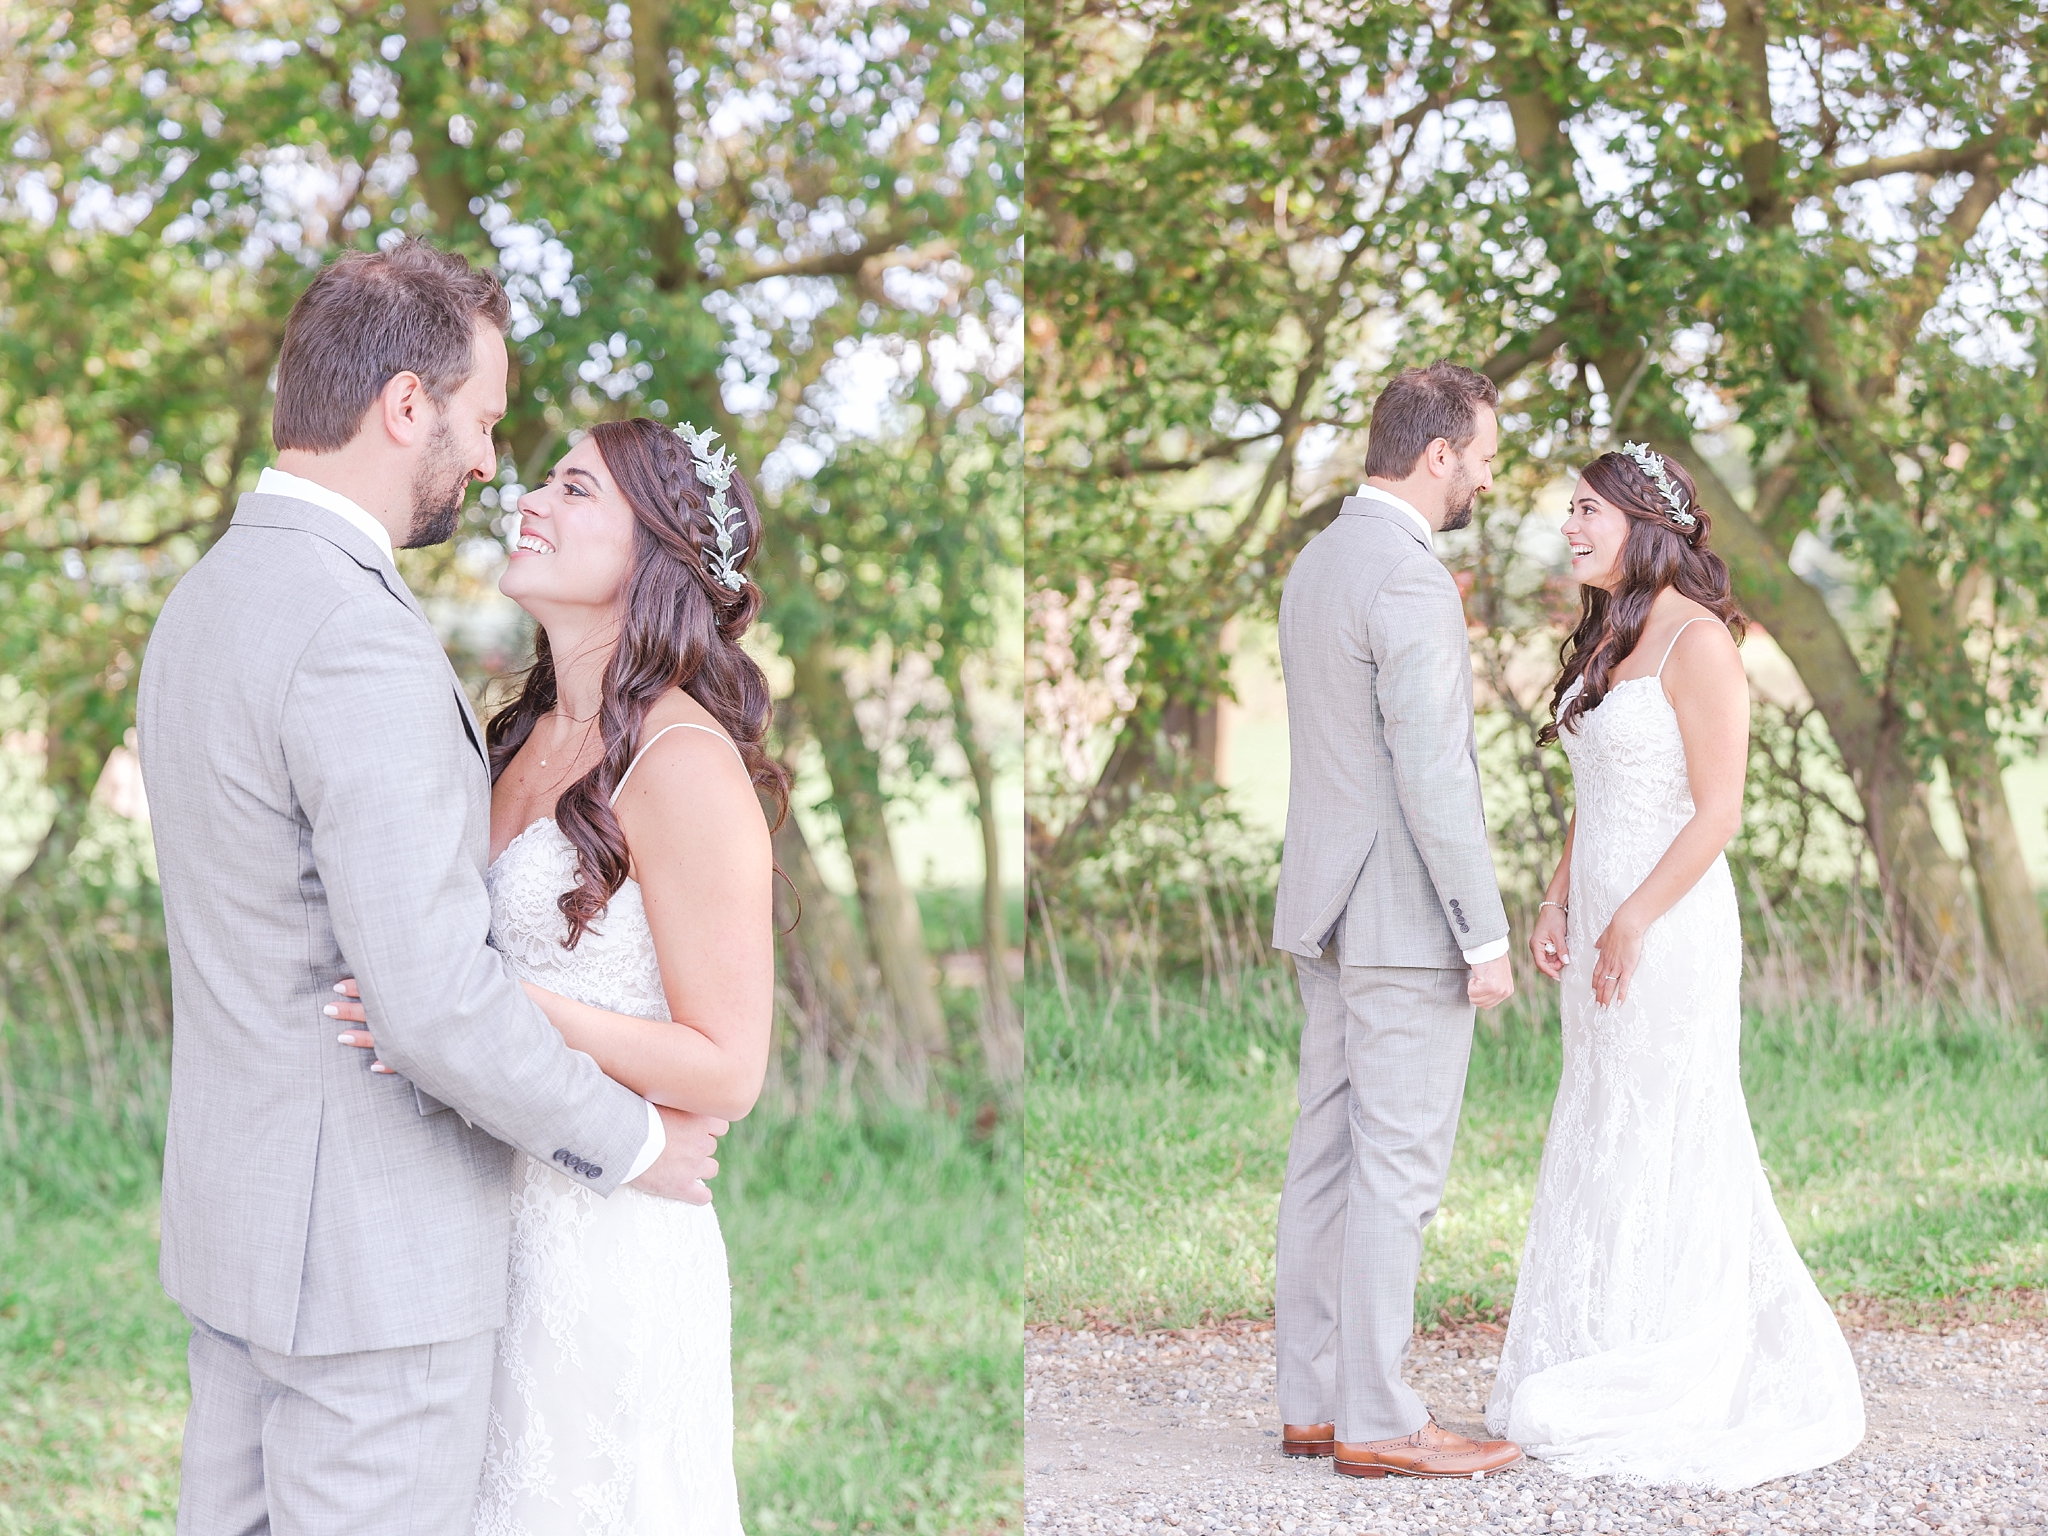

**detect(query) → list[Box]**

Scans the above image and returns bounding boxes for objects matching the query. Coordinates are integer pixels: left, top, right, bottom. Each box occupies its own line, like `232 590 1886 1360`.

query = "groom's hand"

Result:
631 1106 729 1205
1468 953 1514 1010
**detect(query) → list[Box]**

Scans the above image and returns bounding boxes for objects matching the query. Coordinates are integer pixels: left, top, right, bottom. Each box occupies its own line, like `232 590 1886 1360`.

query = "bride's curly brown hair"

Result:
487 417 791 947
1539 448 1746 746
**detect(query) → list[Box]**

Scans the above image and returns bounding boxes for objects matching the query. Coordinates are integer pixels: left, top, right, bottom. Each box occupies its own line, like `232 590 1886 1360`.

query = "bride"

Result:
334 416 781 1532
1486 443 1864 1489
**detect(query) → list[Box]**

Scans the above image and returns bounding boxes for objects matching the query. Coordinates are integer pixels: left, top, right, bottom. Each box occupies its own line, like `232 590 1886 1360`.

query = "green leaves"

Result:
2 0 1020 875
1029 0 2048 830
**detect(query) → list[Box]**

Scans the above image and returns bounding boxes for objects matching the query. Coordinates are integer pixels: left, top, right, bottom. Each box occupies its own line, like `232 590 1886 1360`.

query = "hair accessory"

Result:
1619 441 1697 529
673 423 749 591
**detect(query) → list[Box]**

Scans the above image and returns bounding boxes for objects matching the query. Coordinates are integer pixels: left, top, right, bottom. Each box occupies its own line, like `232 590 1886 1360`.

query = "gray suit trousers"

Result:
177 1313 495 1535
1274 932 1475 1442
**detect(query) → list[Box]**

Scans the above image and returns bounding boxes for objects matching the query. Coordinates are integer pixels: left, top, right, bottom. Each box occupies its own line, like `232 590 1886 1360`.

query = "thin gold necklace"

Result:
538 707 598 768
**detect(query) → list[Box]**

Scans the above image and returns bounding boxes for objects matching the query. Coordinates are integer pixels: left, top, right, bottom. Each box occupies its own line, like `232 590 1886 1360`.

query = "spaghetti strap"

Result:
609 722 746 806
1653 616 1715 680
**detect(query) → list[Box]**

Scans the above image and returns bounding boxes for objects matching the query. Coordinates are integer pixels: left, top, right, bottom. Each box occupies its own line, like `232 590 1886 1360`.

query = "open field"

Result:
0 1103 1022 1535
1025 976 2048 1329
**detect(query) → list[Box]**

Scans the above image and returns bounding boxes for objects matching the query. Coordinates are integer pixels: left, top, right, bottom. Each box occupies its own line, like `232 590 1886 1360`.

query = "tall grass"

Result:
0 878 171 1217
1025 972 2048 1329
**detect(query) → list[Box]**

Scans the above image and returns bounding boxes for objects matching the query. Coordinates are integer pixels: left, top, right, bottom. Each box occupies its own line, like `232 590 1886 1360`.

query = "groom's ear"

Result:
377 370 431 448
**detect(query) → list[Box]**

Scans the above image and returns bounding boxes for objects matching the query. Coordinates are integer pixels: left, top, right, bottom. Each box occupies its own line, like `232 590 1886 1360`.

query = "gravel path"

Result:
1025 1320 2048 1536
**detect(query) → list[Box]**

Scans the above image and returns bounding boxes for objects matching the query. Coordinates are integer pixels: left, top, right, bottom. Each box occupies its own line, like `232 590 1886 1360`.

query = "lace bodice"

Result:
1556 675 1701 934
486 818 671 1022
474 804 740 1536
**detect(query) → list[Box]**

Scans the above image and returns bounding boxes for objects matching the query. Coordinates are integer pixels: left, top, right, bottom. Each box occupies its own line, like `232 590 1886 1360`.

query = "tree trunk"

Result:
1945 747 2048 1011
936 658 1021 1087
397 7 480 240
1046 692 1220 871
626 0 690 287
787 640 949 1074
1889 562 2048 1009
10 691 125 896
1663 440 1983 981
769 804 870 1112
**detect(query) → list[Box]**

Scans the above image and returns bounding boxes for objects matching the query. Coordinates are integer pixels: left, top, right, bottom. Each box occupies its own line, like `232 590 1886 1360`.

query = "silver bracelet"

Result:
1540 900 1568 914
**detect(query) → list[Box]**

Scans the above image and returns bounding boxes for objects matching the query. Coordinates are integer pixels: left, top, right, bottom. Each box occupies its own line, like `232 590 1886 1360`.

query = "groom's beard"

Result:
1439 466 1480 532
402 416 473 549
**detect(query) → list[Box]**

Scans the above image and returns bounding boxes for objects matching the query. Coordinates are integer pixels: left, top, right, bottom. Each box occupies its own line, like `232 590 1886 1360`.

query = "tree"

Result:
2 0 1020 1080
1028 0 2048 999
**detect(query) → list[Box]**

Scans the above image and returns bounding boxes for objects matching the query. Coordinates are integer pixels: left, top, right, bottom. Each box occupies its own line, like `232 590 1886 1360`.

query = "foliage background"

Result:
1025 0 2048 1016
0 0 1023 1527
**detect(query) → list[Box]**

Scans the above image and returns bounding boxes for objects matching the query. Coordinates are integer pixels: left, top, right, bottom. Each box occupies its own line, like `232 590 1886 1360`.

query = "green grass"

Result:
0 1103 1020 1535
1025 976 2048 1329
915 886 1026 959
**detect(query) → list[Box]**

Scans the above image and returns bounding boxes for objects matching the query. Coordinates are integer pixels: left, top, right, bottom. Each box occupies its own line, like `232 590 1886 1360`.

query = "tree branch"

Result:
1885 149 2006 371
1830 137 2005 188
1482 321 1567 384
4 514 216 553
685 234 955 295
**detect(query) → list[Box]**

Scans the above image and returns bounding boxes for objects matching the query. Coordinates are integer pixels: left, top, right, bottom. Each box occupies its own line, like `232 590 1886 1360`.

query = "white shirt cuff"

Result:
624 1100 665 1183
1462 937 1510 965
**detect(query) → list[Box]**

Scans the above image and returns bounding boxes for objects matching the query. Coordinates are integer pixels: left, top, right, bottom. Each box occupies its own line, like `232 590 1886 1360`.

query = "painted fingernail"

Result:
324 1005 340 1017
337 1033 356 1044
333 982 348 994
371 1063 393 1074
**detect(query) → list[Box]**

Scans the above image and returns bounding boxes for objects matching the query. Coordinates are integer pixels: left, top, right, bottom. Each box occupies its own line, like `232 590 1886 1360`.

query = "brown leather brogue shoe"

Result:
1333 1418 1523 1480
1280 1423 1335 1457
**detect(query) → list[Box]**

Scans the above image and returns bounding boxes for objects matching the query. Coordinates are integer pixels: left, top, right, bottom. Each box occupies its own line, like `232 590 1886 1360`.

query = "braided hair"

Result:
486 417 791 946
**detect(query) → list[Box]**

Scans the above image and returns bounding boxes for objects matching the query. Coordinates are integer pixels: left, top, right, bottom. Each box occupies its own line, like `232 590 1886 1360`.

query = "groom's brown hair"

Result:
271 239 511 452
1363 361 1499 479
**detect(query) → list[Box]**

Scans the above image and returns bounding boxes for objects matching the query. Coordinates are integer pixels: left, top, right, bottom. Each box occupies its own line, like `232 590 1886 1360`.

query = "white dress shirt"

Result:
1353 482 1435 545
1354 483 1509 968
259 467 669 1179
256 467 396 563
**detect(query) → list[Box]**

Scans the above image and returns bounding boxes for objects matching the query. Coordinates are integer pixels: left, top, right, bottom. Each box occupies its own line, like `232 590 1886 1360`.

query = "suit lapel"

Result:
1338 495 1433 549
229 492 486 766
452 685 488 767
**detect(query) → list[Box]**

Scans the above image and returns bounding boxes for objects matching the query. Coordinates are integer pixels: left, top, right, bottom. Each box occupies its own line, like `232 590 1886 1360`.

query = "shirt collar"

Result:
1354 484 1435 544
255 467 395 563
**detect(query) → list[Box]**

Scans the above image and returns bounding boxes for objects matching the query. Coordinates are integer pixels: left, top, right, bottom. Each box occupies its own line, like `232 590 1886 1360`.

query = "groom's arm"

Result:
1365 553 1510 959
280 591 653 1195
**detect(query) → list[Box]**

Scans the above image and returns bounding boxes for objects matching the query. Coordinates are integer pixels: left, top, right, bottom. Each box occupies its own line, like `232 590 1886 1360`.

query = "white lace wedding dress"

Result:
1485 624 1864 1489
473 726 744 1535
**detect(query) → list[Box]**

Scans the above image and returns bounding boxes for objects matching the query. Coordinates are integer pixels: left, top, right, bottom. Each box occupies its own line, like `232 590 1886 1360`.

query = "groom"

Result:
137 239 724 1533
1270 361 1524 1480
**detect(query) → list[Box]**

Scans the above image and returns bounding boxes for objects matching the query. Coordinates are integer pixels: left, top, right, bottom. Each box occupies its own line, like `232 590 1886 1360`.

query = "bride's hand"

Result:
1590 914 1644 1007
1530 905 1570 981
326 978 396 1074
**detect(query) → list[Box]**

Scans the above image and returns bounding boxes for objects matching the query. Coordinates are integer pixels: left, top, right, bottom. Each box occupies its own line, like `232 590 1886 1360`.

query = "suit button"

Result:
587 1166 602 1180
553 1149 570 1164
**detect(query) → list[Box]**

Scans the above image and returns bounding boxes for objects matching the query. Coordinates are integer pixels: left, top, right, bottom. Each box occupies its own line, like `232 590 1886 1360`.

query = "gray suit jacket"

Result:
1271 496 1509 969
137 491 650 1357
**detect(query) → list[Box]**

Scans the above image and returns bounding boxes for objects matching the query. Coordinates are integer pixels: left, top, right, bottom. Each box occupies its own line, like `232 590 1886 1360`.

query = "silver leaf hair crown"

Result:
673 422 749 591
1619 441 1698 529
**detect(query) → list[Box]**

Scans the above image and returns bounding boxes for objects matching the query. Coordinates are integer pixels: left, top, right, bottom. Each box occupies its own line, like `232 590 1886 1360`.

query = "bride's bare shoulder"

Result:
610 694 765 869
1657 602 1743 690
616 695 746 788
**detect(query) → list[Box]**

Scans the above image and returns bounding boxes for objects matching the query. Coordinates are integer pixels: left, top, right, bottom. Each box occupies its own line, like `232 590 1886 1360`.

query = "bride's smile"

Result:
499 437 640 620
1560 488 1629 590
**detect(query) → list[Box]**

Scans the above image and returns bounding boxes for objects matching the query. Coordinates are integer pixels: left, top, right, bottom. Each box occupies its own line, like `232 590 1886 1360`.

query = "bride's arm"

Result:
539 724 776 1122
1590 619 1748 1005
1530 817 1575 980
333 726 775 1118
